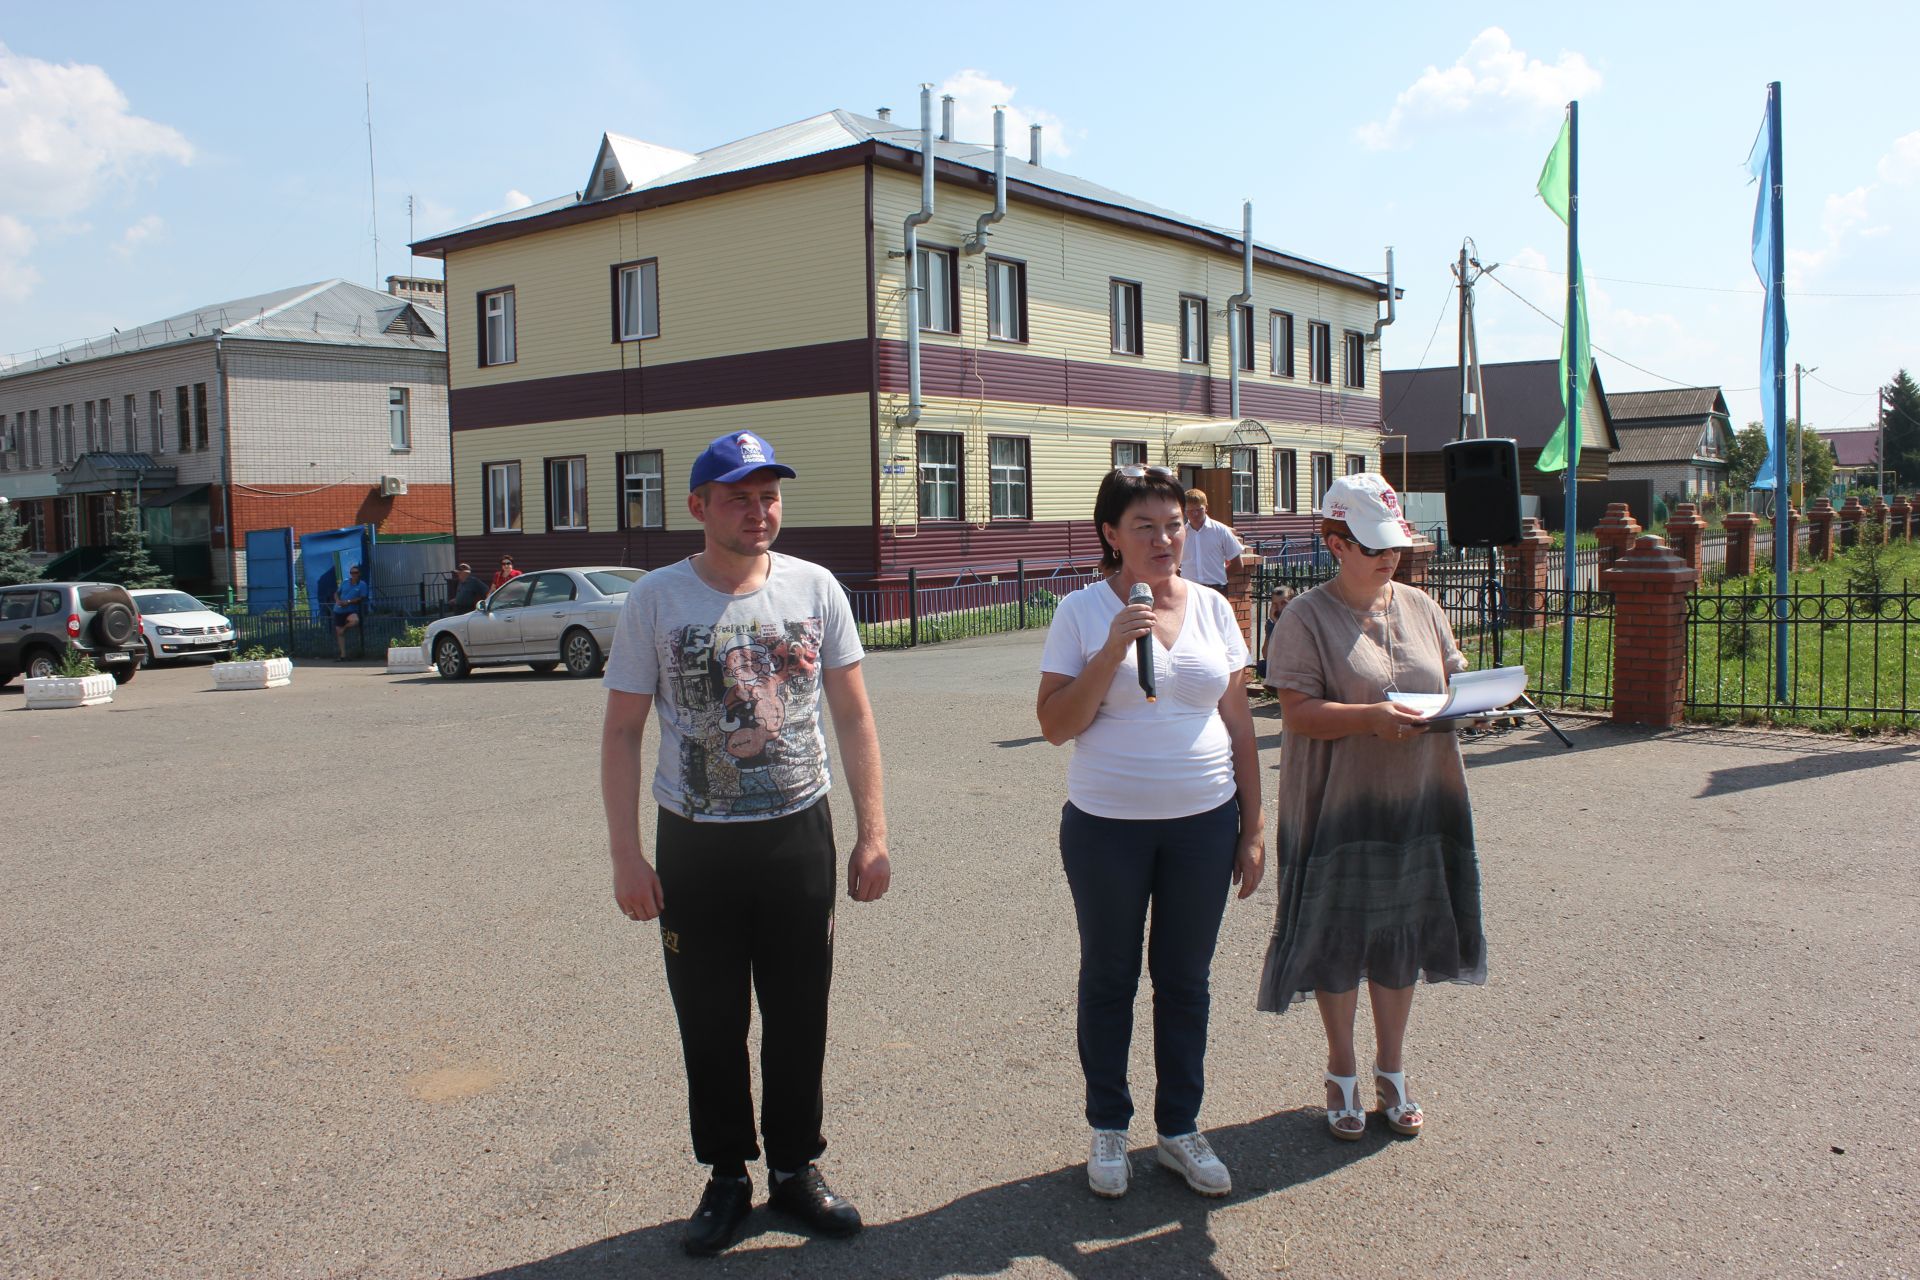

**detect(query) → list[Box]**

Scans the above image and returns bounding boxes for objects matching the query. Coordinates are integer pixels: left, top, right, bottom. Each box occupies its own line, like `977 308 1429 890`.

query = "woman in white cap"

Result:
1257 472 1485 1141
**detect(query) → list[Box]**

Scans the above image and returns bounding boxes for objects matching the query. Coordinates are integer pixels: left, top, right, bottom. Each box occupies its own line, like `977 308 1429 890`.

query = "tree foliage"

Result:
103 504 171 589
1726 420 1834 504
1879 368 1920 491
0 503 40 586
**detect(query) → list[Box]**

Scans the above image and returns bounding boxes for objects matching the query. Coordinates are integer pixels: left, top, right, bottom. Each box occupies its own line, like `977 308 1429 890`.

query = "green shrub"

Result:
399 623 427 647
235 644 286 662
55 647 99 677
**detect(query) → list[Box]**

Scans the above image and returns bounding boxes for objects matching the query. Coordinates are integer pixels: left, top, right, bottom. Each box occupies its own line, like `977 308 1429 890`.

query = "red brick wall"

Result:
212 483 453 549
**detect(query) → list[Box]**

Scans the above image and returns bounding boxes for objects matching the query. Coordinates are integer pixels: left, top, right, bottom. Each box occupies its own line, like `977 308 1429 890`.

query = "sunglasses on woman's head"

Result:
1114 464 1175 479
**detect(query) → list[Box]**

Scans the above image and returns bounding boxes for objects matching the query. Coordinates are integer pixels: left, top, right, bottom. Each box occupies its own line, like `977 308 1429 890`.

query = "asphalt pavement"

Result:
2 637 1915 1278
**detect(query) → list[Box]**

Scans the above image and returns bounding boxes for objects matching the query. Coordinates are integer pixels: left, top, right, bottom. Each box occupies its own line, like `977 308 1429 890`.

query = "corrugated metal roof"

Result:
1607 386 1728 423
1381 359 1618 453
1821 428 1880 468
2 279 445 379
1611 422 1718 466
423 109 1384 291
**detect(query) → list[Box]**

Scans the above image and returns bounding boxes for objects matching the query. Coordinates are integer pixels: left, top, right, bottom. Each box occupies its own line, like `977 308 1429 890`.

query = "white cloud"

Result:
1877 130 1920 187
113 213 163 257
504 188 532 210
0 215 38 302
1787 132 1920 285
1358 28 1601 150
0 41 193 218
934 69 1073 159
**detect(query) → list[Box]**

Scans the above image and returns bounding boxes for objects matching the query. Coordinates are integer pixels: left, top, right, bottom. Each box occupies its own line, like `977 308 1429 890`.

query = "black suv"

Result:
0 581 146 684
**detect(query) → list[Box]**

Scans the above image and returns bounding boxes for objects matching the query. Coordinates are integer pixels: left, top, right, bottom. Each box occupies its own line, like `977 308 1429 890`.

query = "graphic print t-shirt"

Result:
603 553 864 822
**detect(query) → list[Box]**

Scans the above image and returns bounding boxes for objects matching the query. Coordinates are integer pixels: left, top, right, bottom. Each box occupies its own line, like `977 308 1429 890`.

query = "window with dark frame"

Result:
1343 330 1367 388
1236 305 1255 372
486 461 523 533
149 390 164 455
917 432 961 519
1109 279 1142 355
619 451 664 530
1112 440 1148 468
546 456 589 531
389 387 410 450
916 246 958 334
1179 295 1208 363
192 383 208 451
1311 452 1334 509
123 394 136 452
479 287 517 366
175 387 190 453
1229 447 1256 515
615 261 659 341
986 257 1026 342
1346 453 1367 475
988 436 1031 520
1274 449 1298 512
1309 322 1333 384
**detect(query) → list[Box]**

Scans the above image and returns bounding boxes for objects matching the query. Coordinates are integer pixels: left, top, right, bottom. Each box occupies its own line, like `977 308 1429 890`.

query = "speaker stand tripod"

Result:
1474 550 1573 750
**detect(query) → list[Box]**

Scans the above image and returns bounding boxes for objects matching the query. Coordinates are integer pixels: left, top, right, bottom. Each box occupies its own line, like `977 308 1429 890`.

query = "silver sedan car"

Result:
422 566 643 679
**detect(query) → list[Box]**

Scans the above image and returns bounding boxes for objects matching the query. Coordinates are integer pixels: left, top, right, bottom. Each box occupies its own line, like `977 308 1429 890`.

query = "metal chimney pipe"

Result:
968 107 1007 253
899 85 936 428
941 94 955 141
1228 201 1253 421
877 107 892 122
1030 124 1043 166
1370 246 1398 339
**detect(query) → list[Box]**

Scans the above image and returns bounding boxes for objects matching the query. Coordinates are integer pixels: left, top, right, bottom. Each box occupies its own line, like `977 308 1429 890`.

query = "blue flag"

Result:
1748 104 1789 491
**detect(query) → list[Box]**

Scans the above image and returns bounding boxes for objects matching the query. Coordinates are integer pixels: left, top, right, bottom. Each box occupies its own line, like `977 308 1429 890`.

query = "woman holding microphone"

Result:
1257 473 1486 1140
1036 465 1265 1199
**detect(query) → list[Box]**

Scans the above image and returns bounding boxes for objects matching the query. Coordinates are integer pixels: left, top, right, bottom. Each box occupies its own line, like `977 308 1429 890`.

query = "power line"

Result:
1479 269 1756 392
1498 259 1920 299
1806 371 1873 399
1381 283 1454 424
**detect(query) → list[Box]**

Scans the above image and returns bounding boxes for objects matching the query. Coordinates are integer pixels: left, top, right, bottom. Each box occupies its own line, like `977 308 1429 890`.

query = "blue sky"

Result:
2 1 1915 436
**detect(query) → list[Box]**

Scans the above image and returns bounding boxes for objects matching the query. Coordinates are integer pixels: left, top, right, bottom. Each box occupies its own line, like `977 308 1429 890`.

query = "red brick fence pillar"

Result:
1224 550 1260 652
1594 502 1642 568
1501 517 1553 628
1664 502 1708 574
1603 534 1699 728
1722 511 1759 577
1392 528 1436 590
1838 496 1868 549
1892 495 1914 542
1807 498 1837 561
1774 505 1801 572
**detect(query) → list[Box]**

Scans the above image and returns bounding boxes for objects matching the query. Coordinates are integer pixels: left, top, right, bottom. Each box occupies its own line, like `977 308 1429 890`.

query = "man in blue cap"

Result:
599 430 891 1257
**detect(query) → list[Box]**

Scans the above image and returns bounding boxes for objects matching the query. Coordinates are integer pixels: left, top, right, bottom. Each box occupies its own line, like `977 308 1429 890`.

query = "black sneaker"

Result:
767 1166 862 1238
682 1175 752 1257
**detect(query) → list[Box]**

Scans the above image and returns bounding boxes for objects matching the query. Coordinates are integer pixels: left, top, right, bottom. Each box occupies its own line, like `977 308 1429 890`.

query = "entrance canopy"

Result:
57 452 177 495
1165 418 1273 452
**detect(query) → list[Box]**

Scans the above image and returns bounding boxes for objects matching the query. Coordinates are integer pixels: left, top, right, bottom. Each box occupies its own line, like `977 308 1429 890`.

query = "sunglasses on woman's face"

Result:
1337 534 1397 558
1114 464 1175 479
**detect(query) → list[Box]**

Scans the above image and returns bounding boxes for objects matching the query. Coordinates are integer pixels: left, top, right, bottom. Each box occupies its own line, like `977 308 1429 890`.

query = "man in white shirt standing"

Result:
1179 489 1245 591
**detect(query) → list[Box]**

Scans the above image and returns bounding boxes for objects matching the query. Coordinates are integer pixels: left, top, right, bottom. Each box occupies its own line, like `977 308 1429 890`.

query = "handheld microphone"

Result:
1129 582 1156 702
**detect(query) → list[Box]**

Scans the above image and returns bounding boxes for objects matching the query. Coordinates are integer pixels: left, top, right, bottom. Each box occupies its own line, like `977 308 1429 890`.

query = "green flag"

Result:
1535 116 1590 474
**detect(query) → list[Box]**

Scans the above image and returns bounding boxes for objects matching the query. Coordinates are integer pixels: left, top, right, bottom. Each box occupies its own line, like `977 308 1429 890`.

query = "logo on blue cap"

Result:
688 431 798 491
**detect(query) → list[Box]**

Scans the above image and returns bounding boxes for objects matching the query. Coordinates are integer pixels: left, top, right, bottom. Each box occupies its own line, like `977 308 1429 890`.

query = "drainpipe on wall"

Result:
965 107 1007 255
1227 202 1252 421
215 333 239 594
1370 246 1397 340
898 84 935 429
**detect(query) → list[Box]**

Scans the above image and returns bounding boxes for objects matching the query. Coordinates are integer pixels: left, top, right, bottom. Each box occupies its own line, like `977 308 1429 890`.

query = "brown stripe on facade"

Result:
453 338 1380 430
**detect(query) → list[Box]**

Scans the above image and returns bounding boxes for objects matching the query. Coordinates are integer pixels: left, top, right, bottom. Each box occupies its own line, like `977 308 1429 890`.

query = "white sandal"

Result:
1372 1065 1424 1137
1324 1071 1366 1141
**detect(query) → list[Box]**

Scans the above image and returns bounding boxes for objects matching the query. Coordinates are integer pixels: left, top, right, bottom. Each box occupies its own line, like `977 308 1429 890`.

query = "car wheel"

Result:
113 658 140 686
24 648 60 680
562 628 603 677
528 661 559 673
145 637 162 665
0 668 15 686
434 635 472 680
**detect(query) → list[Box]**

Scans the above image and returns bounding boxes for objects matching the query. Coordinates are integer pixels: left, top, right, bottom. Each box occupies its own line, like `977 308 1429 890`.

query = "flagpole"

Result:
1561 101 1579 691
1767 82 1789 704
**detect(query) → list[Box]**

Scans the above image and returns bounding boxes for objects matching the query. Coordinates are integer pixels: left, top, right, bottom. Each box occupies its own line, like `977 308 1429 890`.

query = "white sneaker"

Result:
1087 1128 1130 1198
1156 1130 1231 1196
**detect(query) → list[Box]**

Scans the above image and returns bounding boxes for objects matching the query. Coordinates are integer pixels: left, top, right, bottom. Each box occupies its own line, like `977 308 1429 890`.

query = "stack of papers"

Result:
1387 666 1528 721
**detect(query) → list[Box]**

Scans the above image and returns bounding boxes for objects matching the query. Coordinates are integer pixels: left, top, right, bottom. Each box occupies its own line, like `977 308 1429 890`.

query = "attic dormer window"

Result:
602 167 620 196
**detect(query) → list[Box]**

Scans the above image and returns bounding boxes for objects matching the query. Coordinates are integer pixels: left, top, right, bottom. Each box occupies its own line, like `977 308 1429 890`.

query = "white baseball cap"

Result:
1322 473 1414 549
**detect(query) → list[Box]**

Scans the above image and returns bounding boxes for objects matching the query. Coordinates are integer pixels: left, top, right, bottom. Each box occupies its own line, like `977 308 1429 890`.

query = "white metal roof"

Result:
1166 419 1274 448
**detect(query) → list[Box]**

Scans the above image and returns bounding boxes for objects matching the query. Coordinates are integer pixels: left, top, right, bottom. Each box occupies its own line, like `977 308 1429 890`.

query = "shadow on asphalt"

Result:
464 1109 1384 1279
1696 740 1920 797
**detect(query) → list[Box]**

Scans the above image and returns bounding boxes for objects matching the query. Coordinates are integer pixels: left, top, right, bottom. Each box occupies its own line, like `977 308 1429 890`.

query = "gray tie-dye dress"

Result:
1256 582 1487 1012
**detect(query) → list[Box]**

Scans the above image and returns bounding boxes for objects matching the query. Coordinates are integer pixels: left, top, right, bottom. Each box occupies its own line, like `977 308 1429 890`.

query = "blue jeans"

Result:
1059 798 1238 1135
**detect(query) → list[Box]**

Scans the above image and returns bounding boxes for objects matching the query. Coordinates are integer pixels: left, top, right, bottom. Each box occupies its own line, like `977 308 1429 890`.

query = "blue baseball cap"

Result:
688 431 797 491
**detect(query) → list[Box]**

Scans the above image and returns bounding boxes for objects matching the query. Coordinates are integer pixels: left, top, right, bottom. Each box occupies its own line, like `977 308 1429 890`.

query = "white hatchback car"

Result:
129 589 237 663
422 566 643 679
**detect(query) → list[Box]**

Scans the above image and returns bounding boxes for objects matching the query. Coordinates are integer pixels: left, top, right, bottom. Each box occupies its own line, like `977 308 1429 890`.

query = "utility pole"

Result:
1452 239 1492 440
1793 362 1814 510
1879 386 1888 498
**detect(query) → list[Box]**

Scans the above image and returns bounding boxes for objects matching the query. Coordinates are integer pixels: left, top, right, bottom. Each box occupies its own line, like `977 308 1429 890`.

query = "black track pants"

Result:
655 797 836 1171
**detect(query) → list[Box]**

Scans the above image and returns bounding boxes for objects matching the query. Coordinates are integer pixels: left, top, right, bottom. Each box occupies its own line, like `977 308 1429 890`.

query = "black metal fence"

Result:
221 590 443 662
845 560 1105 650
1684 579 1920 728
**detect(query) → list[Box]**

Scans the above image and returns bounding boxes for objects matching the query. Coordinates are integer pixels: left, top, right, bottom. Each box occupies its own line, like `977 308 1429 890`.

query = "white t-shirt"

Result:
1180 518 1245 585
603 553 864 822
1039 579 1248 820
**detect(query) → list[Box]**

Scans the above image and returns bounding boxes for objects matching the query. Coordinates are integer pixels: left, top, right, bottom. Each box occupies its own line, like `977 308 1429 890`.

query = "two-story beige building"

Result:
412 101 1395 580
